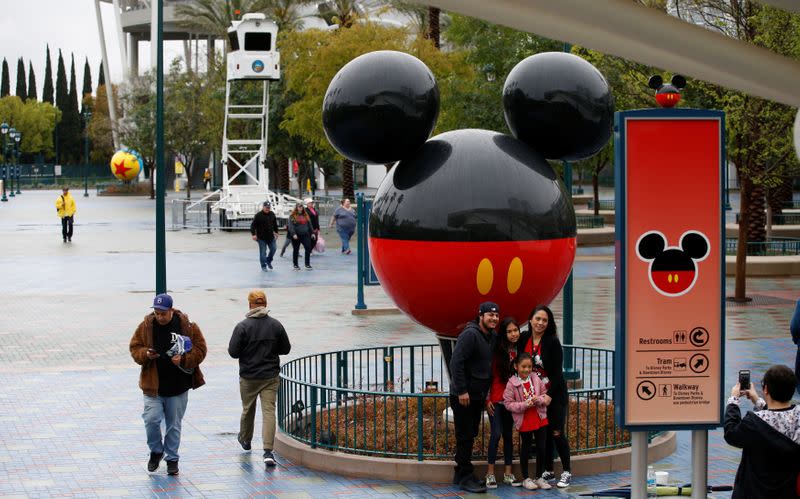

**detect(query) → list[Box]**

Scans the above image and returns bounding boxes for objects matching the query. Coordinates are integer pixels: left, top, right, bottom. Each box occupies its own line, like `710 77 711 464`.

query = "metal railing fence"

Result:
587 199 615 211
576 215 605 229
279 344 652 460
725 237 800 256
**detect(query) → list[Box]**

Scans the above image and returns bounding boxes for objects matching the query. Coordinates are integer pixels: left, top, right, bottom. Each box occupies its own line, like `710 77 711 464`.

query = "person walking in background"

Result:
449 301 499 493
724 364 800 498
790 299 800 394
229 290 291 466
203 168 211 191
329 198 356 255
485 317 524 489
503 352 551 490
521 305 573 488
129 294 208 476
55 186 76 242
250 201 279 271
304 197 320 249
288 203 314 270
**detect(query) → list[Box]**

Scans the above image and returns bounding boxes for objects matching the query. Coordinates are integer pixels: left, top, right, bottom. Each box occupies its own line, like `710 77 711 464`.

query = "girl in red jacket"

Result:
503 352 551 490
485 318 524 488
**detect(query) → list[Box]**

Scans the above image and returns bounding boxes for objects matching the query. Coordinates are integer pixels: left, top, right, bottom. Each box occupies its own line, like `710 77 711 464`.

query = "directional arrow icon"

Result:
690 327 709 347
690 353 709 373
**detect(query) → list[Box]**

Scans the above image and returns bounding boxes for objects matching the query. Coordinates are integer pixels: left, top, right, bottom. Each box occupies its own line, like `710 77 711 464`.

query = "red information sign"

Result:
616 109 725 429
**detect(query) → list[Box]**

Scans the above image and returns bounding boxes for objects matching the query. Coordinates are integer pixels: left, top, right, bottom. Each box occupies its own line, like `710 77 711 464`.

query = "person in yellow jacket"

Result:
55 186 76 242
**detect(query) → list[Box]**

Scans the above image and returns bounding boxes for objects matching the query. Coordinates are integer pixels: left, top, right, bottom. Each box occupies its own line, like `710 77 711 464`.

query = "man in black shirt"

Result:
251 201 280 271
130 294 207 476
450 301 499 493
229 289 291 465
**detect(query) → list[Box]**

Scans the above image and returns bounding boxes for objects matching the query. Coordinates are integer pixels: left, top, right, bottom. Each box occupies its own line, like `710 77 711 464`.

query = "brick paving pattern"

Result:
0 191 797 497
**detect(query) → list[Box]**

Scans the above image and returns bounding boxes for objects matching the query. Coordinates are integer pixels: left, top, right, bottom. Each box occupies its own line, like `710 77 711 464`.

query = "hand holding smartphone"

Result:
147 348 160 359
738 369 750 390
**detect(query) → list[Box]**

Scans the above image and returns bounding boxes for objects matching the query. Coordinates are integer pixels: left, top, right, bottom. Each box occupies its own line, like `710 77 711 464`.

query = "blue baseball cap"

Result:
151 293 173 311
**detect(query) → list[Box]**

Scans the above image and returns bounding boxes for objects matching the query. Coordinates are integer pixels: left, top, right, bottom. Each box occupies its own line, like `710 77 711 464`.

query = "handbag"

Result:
315 234 326 253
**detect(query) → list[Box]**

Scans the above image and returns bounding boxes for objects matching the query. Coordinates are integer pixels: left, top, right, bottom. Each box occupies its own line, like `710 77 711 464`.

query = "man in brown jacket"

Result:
129 293 207 476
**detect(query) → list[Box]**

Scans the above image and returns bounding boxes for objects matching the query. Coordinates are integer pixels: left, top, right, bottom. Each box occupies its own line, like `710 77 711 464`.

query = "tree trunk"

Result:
769 177 792 216
592 172 599 216
733 178 749 301
746 184 766 243
342 158 354 200
428 7 441 49
278 156 289 193
186 160 192 200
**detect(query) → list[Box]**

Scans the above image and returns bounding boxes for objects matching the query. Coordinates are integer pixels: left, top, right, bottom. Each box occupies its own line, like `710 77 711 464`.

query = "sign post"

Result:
615 108 725 498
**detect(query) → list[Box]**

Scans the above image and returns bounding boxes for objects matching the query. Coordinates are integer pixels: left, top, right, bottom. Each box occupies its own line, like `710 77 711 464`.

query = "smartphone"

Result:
148 348 159 357
738 369 750 390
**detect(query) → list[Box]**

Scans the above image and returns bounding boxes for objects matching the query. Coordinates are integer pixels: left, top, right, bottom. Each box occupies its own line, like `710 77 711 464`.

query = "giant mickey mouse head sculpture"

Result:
323 50 614 338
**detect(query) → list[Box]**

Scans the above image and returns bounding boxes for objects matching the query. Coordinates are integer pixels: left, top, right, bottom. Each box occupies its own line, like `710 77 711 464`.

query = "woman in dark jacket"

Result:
287 203 314 270
519 305 572 488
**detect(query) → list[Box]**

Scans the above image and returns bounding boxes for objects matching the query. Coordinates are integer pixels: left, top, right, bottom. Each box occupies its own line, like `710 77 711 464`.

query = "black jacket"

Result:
450 321 495 399
518 330 569 407
724 402 800 499
306 206 320 232
228 311 291 379
251 210 279 242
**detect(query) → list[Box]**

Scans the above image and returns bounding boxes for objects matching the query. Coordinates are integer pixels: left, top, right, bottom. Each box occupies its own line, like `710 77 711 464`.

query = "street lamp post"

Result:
8 129 18 198
14 134 21 197
82 110 92 197
0 122 8 202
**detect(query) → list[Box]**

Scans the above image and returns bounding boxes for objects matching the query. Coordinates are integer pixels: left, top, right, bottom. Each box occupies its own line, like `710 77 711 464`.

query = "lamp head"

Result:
14 135 20 143
8 128 16 139
0 122 8 135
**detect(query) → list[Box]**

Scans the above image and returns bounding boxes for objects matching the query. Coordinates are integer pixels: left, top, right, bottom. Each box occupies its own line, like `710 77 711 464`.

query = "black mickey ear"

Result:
637 231 666 260
671 75 686 89
680 231 709 260
648 75 663 90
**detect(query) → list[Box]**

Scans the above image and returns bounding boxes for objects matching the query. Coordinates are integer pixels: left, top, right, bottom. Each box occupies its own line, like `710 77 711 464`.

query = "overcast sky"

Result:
0 1 186 96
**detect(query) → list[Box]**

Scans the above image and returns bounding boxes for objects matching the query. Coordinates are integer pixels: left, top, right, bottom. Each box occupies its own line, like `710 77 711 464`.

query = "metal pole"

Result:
691 430 708 499
15 162 20 194
355 193 367 309
83 129 89 197
0 137 8 203
155 0 167 294
93 0 120 150
561 41 576 375
631 431 648 499
8 145 14 198
724 160 731 211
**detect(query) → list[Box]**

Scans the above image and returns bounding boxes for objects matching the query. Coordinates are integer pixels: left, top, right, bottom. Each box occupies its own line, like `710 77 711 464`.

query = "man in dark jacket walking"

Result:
449 301 499 493
229 289 291 465
724 364 800 499
251 201 280 271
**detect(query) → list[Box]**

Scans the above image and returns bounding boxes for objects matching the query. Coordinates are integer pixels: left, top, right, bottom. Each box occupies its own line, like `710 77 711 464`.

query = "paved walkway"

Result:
0 190 797 498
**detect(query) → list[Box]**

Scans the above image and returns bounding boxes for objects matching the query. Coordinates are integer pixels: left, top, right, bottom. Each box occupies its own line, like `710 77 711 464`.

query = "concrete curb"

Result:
351 308 402 316
274 429 676 482
577 227 615 246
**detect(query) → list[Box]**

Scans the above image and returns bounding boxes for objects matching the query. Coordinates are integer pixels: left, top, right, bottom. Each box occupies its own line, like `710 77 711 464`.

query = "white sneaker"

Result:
557 471 572 488
541 470 556 481
522 477 538 490
535 477 552 490
485 474 497 489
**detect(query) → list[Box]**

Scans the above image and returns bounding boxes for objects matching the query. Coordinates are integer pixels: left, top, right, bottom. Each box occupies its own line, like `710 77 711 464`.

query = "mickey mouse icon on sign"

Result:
636 230 710 297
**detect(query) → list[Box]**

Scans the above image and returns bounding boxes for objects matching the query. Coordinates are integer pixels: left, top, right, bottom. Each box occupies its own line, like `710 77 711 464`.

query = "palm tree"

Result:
175 0 266 46
315 0 366 28
261 0 314 32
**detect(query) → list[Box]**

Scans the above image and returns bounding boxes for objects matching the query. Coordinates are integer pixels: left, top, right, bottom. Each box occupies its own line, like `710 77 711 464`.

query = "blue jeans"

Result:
142 391 188 462
487 402 514 465
337 227 354 252
257 239 277 269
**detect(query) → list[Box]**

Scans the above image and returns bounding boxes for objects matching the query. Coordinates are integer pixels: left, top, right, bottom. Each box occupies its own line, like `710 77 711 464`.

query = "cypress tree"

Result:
82 58 92 98
27 62 37 101
97 62 105 90
1 59 9 97
15 58 26 100
42 45 54 104
55 50 68 163
63 54 82 163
